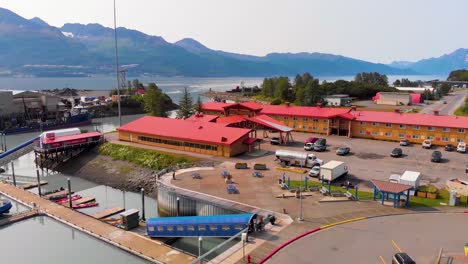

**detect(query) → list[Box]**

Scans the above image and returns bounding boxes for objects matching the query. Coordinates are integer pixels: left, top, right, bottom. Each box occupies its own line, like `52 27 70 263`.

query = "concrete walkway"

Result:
0 183 194 264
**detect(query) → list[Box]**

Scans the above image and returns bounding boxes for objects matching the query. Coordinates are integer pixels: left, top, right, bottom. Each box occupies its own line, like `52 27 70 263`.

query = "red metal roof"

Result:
216 115 246 125
371 179 413 194
353 110 468 129
202 102 235 111
42 132 102 144
117 116 251 145
186 114 219 123
259 105 352 118
246 115 293 132
238 101 263 111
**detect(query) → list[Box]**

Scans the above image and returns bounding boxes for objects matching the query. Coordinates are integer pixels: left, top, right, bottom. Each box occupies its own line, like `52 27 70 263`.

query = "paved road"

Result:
420 89 468 115
268 213 468 264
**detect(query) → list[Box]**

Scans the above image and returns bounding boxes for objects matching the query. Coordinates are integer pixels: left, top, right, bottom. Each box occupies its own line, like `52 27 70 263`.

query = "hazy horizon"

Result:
1 0 467 64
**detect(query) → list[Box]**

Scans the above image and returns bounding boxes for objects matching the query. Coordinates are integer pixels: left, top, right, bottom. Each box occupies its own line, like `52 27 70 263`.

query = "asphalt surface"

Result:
268 213 468 264
420 89 468 115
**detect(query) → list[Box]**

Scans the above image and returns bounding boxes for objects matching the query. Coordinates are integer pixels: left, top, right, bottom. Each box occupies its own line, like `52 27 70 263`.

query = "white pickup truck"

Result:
457 142 466 153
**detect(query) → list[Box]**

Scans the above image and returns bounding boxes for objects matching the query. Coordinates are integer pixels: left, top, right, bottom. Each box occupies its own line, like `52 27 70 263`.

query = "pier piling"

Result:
35 169 41 197
11 162 16 187
141 188 145 221
67 178 72 209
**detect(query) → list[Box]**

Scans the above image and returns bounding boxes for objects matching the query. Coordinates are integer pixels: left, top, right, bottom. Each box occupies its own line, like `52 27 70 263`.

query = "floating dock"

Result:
0 183 194 263
92 207 125 219
67 196 95 207
44 190 73 200
22 181 48 190
0 209 40 227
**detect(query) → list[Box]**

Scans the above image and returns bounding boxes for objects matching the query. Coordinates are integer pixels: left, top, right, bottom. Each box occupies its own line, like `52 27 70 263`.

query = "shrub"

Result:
235 162 248 169
418 185 427 192
271 98 282 105
426 185 438 194
254 163 268 170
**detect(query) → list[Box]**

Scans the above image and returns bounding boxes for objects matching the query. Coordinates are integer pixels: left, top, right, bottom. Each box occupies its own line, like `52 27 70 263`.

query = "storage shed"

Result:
399 171 421 195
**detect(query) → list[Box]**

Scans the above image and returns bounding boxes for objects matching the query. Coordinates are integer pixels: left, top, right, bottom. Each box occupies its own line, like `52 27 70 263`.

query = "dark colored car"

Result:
270 137 280 145
391 148 403 158
465 164 468 173
392 252 416 264
445 144 455 151
315 138 327 146
313 144 326 152
336 146 350 156
305 137 318 144
399 139 410 146
431 150 442 162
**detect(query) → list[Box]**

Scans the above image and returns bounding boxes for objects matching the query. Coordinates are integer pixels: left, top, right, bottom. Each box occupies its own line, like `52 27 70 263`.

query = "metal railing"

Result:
191 228 248 264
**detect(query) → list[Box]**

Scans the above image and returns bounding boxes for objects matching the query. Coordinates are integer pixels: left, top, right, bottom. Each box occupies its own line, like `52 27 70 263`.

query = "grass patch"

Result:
99 142 198 170
288 180 468 207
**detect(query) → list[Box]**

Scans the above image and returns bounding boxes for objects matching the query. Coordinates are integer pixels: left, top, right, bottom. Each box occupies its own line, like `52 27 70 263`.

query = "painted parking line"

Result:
392 239 403 253
379 255 387 264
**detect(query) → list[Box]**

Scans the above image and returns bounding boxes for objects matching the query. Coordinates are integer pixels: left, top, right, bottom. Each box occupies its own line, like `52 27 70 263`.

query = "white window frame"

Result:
442 128 450 132
428 126 435 131
413 125 420 130
385 123 392 128
385 132 392 137
360 121 366 125
372 122 380 126
458 128 465 133
359 130 365 135
399 124 406 129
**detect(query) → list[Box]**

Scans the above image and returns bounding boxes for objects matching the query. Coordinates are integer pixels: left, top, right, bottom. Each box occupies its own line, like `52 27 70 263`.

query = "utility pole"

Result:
113 0 122 127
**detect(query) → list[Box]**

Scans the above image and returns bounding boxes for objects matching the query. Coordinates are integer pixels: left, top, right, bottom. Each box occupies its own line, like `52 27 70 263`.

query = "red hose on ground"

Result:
258 227 321 264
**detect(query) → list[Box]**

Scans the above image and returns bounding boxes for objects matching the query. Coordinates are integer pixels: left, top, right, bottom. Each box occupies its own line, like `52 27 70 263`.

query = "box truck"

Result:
275 150 323 168
320 160 347 181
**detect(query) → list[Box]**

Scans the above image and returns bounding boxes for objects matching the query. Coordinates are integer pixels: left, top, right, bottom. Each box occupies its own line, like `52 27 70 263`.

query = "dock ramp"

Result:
0 137 38 167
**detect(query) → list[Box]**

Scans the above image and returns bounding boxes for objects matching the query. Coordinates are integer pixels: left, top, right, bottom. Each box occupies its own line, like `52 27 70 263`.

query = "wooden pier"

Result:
92 207 125 219
0 183 194 263
0 209 40 227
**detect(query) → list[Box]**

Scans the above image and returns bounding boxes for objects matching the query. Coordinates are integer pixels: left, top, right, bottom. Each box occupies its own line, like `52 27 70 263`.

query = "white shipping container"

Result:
399 171 420 196
40 128 81 140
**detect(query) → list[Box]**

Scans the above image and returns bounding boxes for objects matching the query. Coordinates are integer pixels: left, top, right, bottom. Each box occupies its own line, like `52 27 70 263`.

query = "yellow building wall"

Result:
118 131 249 157
350 121 468 145
268 114 330 134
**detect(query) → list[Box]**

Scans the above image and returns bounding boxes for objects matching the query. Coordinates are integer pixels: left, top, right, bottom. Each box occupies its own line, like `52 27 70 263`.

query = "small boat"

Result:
73 202 99 209
55 195 82 205
0 199 12 215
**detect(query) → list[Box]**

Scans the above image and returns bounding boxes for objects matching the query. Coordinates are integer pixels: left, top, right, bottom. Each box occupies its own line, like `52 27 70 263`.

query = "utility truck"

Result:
275 150 323 168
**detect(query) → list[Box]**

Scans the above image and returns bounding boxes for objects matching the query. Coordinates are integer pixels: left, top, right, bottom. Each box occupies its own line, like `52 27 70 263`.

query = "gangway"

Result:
0 137 38 167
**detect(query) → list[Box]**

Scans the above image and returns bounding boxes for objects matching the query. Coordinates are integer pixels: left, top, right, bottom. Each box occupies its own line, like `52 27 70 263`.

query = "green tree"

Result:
393 79 401 87
355 72 388 86
143 83 166 117
195 96 203 113
439 83 451 96
176 87 194 118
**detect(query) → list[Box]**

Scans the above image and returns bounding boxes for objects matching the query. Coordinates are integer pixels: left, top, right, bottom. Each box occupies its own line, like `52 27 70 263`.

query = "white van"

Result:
457 142 466 153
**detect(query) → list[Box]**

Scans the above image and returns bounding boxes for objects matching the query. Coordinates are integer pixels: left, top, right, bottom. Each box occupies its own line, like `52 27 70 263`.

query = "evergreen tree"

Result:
144 83 166 117
176 87 194 118
195 96 203 113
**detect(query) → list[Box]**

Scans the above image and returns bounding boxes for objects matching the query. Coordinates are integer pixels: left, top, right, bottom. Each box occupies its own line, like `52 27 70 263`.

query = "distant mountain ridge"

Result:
0 7 464 77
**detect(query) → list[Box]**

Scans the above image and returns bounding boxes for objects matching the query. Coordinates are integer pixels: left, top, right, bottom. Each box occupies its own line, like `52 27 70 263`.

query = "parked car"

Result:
399 139 410 146
392 252 416 264
457 142 466 153
270 137 280 145
315 138 327 146
304 142 314 151
445 144 455 151
422 140 432 149
466 164 468 173
390 148 403 158
336 146 350 156
305 137 318 144
308 166 321 177
443 100 447 104
431 151 442 162
313 144 327 152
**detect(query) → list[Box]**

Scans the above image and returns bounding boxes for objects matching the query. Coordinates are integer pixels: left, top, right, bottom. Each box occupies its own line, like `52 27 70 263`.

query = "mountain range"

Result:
0 7 466 78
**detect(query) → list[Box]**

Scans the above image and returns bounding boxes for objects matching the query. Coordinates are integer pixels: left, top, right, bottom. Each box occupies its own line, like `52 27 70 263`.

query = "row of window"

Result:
280 116 328 123
360 122 465 133
148 224 245 232
138 136 218 151
358 130 465 142
292 125 328 131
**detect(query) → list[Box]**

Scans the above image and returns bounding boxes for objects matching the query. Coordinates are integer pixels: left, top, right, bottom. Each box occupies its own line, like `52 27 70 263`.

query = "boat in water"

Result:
0 199 12 215
4 112 91 135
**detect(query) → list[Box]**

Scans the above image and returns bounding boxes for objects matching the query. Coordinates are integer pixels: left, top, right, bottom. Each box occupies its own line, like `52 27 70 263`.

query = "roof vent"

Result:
221 137 227 142
394 108 400 113
198 126 203 129
433 110 439 116
284 102 290 107
317 102 322 108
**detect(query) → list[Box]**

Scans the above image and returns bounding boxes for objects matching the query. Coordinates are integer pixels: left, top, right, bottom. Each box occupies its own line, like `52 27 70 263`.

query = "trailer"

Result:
275 150 323 168
320 160 347 182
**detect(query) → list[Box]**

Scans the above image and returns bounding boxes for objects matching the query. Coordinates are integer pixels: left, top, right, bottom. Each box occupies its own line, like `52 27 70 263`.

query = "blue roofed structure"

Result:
146 213 257 237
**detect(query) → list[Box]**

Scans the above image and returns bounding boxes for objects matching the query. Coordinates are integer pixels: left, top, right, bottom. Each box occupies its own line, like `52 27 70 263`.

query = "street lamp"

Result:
198 236 203 264
113 0 122 127
241 232 248 263
297 173 304 221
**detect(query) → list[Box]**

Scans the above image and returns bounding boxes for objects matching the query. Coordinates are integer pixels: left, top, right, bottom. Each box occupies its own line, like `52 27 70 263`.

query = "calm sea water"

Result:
0 75 446 103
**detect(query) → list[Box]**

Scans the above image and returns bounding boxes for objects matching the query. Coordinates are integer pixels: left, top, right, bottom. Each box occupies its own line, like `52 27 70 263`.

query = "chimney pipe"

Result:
317 102 322 108
284 102 290 107
433 110 439 116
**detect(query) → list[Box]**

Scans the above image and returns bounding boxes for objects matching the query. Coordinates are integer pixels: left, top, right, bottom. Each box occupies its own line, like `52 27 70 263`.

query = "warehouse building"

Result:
117 116 252 157
372 92 412 105
202 101 468 145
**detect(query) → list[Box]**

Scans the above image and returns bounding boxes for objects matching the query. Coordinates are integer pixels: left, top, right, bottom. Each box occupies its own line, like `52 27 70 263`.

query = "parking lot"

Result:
258 132 468 189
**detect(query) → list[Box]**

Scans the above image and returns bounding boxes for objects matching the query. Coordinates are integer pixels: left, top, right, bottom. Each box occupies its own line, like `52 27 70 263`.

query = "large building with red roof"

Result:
202 101 468 145
117 116 252 157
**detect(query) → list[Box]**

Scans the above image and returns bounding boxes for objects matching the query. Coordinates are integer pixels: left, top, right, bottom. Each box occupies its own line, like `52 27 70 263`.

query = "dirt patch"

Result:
355 152 386 159
55 149 159 196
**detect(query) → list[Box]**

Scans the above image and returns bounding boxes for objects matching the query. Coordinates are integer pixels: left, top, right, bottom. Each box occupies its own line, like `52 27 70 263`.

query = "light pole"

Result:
198 236 203 264
241 232 247 263
113 0 122 127
297 173 304 221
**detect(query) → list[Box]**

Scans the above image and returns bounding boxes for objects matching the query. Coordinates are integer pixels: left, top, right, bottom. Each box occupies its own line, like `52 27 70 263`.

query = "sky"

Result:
1 0 467 63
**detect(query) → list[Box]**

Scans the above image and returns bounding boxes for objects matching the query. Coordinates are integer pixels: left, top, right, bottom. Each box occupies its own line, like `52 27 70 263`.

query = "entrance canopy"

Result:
371 179 413 208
